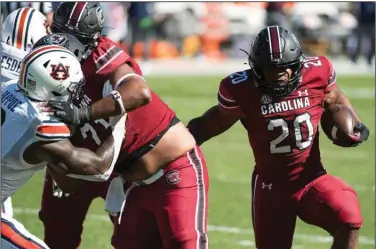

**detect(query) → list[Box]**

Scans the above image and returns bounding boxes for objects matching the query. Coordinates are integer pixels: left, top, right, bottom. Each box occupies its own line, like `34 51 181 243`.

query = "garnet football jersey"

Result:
70 36 141 151
217 56 337 181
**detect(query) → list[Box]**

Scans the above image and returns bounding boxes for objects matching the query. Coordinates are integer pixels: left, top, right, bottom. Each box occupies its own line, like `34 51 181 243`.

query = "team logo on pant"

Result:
166 170 180 185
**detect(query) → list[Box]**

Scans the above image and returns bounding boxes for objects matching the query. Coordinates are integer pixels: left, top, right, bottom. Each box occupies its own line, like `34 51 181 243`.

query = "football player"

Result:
1 7 50 223
39 2 209 249
1 46 125 249
187 26 369 249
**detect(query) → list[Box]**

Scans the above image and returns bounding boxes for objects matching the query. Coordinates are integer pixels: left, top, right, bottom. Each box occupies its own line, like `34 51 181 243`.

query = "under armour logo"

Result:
261 182 272 190
298 89 308 97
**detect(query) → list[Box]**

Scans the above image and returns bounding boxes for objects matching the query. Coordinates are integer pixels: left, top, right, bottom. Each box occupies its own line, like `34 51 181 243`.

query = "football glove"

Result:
335 123 370 147
47 100 93 125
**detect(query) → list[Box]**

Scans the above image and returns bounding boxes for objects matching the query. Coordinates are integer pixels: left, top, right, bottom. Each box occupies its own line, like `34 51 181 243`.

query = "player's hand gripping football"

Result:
43 100 93 125
333 123 370 147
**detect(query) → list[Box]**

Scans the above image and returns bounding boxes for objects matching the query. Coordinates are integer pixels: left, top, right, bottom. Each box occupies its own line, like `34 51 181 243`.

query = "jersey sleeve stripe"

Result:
35 133 70 141
217 92 239 108
36 125 71 136
218 101 240 110
218 91 236 103
96 50 124 74
95 46 123 71
328 70 337 86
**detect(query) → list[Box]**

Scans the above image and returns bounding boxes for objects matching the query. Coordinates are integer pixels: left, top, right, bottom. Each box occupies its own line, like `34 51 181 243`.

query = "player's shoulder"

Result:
35 115 72 141
303 55 333 72
220 69 253 89
85 36 130 75
1 80 29 115
93 36 128 58
1 79 18 90
317 56 334 69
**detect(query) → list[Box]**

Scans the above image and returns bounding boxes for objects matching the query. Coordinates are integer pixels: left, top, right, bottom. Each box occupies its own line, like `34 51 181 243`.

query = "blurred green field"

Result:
12 74 374 249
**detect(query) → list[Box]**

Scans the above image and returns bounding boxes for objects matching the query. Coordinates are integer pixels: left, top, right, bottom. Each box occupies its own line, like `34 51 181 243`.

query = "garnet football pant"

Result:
111 146 209 249
251 171 363 249
1 212 49 249
39 172 113 249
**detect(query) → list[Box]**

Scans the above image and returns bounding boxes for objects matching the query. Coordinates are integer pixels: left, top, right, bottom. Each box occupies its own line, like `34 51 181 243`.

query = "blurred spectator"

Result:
201 3 230 59
347 2 375 66
128 2 155 61
1 2 54 24
101 3 128 43
265 2 294 29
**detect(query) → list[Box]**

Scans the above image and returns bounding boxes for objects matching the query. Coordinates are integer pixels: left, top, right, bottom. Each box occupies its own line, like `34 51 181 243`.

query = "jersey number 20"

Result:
268 113 314 154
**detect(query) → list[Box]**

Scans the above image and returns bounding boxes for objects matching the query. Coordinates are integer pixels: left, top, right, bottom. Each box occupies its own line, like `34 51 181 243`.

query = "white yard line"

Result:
12 208 375 245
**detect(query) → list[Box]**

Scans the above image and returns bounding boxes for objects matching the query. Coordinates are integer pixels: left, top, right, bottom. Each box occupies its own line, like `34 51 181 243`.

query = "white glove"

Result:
52 180 70 198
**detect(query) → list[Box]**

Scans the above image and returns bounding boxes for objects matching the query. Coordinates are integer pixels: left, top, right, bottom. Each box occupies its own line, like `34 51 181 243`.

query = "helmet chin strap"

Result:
81 33 99 60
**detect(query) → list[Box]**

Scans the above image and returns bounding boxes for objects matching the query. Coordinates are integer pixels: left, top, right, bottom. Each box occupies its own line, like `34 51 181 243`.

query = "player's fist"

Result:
47 100 92 125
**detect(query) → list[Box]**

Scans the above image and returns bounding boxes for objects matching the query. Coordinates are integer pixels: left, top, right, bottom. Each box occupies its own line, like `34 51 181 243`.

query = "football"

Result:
320 104 358 147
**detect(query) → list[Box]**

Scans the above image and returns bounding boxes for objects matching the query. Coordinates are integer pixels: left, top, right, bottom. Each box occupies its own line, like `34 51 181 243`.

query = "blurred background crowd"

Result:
1 2 375 69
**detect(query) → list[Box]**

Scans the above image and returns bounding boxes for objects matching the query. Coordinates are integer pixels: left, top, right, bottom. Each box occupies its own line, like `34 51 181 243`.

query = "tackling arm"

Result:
89 63 151 120
33 136 115 176
187 105 240 145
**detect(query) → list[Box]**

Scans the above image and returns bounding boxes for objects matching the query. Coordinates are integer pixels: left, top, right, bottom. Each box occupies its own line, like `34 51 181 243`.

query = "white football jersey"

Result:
1 42 27 82
1 80 72 202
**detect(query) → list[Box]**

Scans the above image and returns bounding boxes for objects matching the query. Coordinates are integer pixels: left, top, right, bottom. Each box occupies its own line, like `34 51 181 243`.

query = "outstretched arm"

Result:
33 135 114 176
188 105 240 145
89 63 151 120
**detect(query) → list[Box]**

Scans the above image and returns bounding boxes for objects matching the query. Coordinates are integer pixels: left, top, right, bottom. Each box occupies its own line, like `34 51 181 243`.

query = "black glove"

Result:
48 100 93 125
351 123 370 147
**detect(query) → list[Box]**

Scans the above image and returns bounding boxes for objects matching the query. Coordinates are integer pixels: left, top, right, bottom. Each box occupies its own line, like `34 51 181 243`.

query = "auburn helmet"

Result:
51 2 105 45
18 45 85 102
249 26 304 97
2 7 50 52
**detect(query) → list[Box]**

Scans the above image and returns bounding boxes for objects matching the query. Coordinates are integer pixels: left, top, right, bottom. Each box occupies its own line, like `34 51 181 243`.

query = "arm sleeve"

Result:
217 77 241 111
93 41 129 77
324 57 337 92
35 120 71 141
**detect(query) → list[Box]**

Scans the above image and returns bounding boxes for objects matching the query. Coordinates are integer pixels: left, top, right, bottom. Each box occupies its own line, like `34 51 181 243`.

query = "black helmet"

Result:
51 2 105 45
248 26 304 97
33 33 87 62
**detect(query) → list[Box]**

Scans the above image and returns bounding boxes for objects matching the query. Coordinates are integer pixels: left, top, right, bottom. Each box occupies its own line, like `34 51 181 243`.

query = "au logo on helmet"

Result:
50 63 70 80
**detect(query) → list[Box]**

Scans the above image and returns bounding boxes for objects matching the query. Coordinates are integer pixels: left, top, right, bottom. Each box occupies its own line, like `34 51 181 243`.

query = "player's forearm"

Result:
334 93 361 124
188 106 236 145
63 137 115 175
187 117 215 145
90 79 151 120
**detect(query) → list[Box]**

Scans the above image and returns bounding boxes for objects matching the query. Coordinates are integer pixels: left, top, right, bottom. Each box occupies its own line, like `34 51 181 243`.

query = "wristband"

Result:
111 90 126 115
